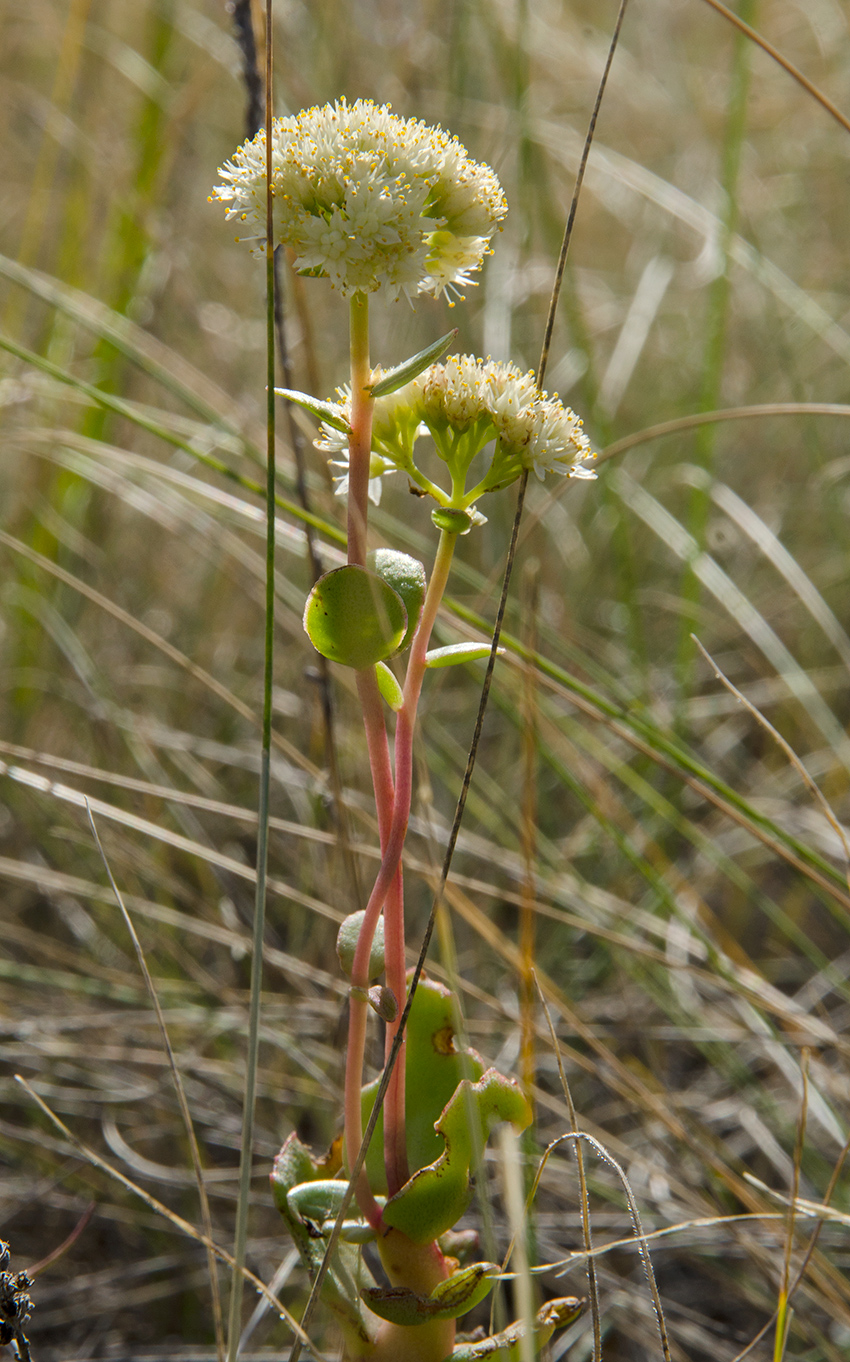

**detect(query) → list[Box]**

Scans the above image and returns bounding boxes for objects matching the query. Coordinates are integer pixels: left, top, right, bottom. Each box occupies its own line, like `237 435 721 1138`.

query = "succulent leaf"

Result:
382 1069 533 1244
304 565 407 669
368 548 426 652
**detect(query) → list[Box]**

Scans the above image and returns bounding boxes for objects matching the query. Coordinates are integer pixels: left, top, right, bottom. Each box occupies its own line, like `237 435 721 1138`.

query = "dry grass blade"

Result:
692 636 850 891
699 0 850 137
527 1132 672 1362
86 804 225 1362
535 975 601 1362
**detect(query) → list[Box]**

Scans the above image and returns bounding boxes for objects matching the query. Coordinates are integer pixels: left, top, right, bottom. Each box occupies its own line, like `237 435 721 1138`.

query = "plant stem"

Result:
345 531 458 1213
379 528 458 1194
347 292 372 568
342 287 390 1227
226 21 275 1355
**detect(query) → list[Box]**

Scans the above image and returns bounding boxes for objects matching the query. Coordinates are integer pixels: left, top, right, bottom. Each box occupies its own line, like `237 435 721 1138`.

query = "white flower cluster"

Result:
419 356 597 483
211 99 506 300
315 355 595 505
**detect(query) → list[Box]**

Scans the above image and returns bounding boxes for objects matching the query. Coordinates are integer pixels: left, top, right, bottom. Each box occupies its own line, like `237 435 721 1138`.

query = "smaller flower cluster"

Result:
317 355 596 509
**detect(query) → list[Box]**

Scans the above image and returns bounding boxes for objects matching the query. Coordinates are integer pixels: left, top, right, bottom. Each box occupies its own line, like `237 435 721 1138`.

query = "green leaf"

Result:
428 1262 500 1317
444 1298 584 1361
337 911 385 981
368 329 458 397
275 387 350 433
431 506 475 535
368 548 427 652
271 1134 378 1350
375 661 404 711
303 566 407 669
361 974 485 1196
425 643 503 668
361 1263 498 1326
382 1068 533 1244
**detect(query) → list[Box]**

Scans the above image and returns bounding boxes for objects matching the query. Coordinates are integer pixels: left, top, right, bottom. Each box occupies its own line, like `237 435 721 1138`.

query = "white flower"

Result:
316 378 426 504
211 99 507 300
330 451 396 506
315 381 425 463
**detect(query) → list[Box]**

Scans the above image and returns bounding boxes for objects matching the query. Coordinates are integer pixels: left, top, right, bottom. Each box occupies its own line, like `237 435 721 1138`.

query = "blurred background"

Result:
3 1 850 1358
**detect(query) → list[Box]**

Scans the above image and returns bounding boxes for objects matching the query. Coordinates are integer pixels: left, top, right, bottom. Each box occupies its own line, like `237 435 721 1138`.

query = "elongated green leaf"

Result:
271 1135 377 1350
275 387 350 433
375 661 404 711
369 328 458 397
425 643 503 668
360 975 484 1196
444 1297 584 1361
361 1263 498 1326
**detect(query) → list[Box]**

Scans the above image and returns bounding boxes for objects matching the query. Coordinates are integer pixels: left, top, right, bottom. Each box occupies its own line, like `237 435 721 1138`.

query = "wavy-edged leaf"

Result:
382 1069 532 1244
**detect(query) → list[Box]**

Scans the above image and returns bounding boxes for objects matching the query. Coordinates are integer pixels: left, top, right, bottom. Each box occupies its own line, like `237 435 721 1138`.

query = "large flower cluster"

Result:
211 99 507 300
315 355 596 507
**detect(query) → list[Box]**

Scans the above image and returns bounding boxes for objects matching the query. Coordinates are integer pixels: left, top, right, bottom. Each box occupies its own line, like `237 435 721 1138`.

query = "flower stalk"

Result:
214 94 595 1362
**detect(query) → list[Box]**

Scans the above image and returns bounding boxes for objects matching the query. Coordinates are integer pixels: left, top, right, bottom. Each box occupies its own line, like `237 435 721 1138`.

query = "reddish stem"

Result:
350 529 458 1194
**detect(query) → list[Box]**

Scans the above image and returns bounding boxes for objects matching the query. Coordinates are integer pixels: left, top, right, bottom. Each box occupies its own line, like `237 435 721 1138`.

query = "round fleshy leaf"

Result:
304 566 406 669
367 549 426 652
337 911 385 981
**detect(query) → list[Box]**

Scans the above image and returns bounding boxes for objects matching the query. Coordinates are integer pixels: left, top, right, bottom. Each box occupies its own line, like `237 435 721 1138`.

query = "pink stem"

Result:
382 865 407 1195
353 529 458 1194
342 292 386 1227
342 293 457 1220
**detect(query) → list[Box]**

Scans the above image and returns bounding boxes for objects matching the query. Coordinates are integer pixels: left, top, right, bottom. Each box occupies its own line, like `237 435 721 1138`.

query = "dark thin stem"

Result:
230 0 264 140
225 9 275 1358
537 0 630 389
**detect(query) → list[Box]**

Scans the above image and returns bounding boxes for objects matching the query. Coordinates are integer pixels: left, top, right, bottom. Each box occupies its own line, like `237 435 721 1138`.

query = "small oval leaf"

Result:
431 506 474 535
368 549 426 652
375 661 404 711
303 566 407 669
336 910 385 982
368 984 398 1021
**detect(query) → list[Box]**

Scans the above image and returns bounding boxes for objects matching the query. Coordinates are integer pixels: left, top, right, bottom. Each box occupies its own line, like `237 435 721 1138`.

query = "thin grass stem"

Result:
86 805 225 1362
225 10 276 1355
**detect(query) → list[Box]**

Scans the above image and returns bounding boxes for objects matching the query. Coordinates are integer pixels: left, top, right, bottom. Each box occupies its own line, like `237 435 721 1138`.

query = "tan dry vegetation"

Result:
3 1 850 1359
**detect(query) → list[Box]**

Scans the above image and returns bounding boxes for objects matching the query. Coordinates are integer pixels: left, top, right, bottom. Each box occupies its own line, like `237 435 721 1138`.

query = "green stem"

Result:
342 289 395 1226
226 29 276 1358
347 292 373 567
